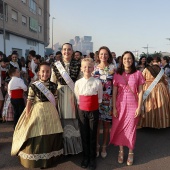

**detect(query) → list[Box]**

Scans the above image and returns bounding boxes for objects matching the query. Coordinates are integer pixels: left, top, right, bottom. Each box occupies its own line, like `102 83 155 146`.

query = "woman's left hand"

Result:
134 107 141 118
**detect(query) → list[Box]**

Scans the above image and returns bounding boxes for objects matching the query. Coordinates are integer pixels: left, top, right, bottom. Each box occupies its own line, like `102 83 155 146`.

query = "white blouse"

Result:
74 77 103 104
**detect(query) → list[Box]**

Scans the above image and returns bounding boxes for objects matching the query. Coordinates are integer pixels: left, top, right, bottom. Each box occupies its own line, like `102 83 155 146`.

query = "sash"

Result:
33 81 56 107
54 61 75 92
143 68 164 101
10 61 19 69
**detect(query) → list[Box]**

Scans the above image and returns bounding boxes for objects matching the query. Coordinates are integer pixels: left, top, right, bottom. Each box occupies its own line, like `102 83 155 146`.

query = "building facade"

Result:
0 0 50 57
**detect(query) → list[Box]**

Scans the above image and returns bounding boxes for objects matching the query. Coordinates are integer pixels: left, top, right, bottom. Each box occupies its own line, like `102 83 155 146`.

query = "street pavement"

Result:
0 122 170 170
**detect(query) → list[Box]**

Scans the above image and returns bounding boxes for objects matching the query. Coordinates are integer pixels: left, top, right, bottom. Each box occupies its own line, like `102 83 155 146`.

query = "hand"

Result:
134 107 141 118
113 107 118 118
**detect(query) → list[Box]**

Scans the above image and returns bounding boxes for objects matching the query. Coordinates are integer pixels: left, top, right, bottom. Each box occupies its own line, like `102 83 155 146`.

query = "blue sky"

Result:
49 0 170 57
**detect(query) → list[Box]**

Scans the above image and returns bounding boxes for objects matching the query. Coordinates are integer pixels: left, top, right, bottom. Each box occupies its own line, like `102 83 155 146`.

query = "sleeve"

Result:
138 71 145 85
19 78 27 91
27 86 35 101
113 73 118 86
98 80 103 103
74 81 80 104
50 68 57 84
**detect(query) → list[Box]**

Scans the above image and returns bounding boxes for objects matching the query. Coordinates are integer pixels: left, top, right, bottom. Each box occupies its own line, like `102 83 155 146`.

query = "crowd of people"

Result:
0 44 170 170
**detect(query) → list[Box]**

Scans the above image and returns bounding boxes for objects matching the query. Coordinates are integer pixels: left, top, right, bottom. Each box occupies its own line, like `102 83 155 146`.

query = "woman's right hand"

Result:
113 107 118 118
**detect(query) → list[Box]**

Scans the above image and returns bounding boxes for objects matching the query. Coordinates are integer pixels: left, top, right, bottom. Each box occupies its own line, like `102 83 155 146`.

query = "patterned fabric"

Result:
110 70 145 149
52 58 81 84
93 64 115 122
139 68 170 128
11 80 63 156
29 80 57 102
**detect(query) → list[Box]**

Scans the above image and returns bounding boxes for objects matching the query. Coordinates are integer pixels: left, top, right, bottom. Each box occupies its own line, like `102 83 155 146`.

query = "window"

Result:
29 17 38 32
29 0 36 14
38 25 42 33
27 39 37 46
22 15 27 26
21 0 26 3
38 7 42 15
5 33 10 40
12 10 18 21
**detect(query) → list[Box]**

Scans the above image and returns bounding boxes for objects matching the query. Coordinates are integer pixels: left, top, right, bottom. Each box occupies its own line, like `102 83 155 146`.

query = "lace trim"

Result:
18 149 63 161
63 125 81 138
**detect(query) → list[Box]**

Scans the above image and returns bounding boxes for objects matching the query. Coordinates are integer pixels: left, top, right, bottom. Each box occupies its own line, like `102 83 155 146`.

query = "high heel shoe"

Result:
101 145 107 158
118 150 124 164
127 152 134 166
96 145 100 157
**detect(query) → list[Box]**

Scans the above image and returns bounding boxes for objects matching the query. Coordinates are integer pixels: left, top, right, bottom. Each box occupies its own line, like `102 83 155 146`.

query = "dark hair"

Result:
153 55 161 63
0 51 3 55
62 43 73 49
117 51 137 75
56 51 62 55
8 67 18 76
11 51 18 56
147 56 153 64
39 62 50 69
29 50 36 57
162 56 169 63
138 56 146 66
74 51 82 56
97 46 113 64
2 57 9 63
33 54 41 60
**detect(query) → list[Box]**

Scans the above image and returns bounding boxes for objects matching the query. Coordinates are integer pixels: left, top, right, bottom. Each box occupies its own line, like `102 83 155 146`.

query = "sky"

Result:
49 0 170 57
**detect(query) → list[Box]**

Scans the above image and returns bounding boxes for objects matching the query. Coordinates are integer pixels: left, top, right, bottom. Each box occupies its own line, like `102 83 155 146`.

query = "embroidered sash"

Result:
33 81 56 107
143 68 164 101
54 61 75 92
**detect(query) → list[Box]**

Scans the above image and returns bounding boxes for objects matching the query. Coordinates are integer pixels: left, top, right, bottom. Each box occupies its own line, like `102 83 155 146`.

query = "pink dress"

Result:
110 70 145 149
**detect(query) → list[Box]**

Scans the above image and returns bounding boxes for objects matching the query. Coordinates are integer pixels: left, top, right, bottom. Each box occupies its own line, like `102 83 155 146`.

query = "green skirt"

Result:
19 133 63 168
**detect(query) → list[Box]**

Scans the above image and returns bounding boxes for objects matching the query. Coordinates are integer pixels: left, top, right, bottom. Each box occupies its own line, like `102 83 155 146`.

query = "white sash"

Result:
33 81 56 107
54 61 75 92
10 61 19 70
143 68 164 101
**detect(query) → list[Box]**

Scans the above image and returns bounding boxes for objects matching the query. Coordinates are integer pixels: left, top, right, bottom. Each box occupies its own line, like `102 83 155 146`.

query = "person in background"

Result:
75 58 103 170
46 54 54 62
116 56 122 69
8 67 27 128
93 46 115 158
9 51 22 70
139 56 170 128
11 62 63 169
94 51 99 65
161 56 170 88
111 52 117 68
136 56 147 72
29 50 37 81
51 43 82 155
55 51 62 61
110 51 145 166
74 51 82 61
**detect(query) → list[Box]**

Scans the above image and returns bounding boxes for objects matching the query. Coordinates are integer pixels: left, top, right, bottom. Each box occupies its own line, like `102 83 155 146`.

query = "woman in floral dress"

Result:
93 46 116 158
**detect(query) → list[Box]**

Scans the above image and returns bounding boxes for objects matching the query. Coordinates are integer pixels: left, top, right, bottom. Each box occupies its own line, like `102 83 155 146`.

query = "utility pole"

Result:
3 0 6 54
52 17 55 51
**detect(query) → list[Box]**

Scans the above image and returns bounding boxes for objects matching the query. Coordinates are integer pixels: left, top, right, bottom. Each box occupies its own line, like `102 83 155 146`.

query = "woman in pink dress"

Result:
110 51 145 166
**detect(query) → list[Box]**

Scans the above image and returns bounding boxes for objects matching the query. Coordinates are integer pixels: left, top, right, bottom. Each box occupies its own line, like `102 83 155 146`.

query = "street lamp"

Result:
52 17 55 51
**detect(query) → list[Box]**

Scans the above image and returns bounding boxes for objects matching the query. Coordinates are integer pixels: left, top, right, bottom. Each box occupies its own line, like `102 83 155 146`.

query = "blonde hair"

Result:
81 58 94 66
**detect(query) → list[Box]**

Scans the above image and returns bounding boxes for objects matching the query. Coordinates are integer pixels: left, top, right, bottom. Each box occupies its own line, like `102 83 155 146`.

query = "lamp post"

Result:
52 17 55 51
3 0 6 54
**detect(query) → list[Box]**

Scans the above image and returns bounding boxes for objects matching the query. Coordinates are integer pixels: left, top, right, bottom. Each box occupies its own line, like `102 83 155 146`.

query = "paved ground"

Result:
0 122 170 170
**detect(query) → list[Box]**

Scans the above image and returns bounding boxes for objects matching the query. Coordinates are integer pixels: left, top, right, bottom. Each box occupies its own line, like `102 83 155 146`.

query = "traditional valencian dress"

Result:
93 64 115 122
51 59 83 155
110 71 145 149
139 65 170 128
11 80 63 169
